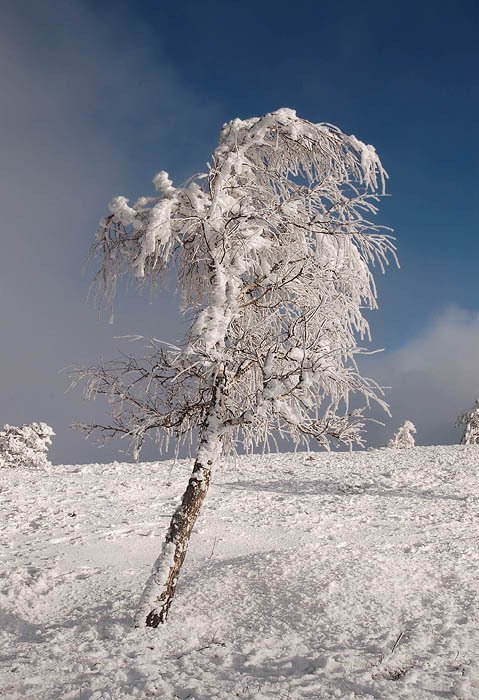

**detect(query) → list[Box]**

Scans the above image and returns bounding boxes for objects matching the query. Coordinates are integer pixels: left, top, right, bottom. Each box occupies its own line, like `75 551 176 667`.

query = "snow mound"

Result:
1 445 479 699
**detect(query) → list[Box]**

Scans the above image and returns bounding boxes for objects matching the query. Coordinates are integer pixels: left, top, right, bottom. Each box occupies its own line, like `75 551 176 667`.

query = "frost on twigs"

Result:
0 422 55 469
456 397 479 445
76 108 396 458
387 421 416 449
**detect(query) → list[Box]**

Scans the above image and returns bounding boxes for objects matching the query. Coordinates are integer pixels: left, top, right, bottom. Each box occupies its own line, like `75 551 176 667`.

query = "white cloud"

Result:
362 306 479 446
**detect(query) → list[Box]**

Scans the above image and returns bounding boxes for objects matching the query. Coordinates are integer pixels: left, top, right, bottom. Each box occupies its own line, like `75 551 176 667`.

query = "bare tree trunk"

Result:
135 442 219 627
135 371 225 628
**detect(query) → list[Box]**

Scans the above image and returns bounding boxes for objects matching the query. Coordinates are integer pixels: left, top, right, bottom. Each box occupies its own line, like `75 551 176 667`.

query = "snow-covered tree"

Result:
73 108 396 627
388 420 416 449
0 422 55 469
456 397 479 445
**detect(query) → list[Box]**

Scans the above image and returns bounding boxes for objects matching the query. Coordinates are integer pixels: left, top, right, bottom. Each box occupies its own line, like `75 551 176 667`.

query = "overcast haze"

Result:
1 0 478 462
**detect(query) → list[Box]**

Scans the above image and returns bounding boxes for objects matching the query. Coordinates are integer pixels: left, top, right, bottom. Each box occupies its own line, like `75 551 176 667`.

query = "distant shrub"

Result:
388 420 416 449
456 398 479 445
0 422 55 469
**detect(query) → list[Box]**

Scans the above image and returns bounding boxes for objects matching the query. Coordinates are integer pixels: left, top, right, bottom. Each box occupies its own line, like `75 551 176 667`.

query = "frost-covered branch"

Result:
76 108 396 456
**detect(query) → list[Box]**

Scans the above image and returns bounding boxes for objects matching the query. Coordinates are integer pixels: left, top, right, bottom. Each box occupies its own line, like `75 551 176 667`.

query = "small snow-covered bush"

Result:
0 422 55 469
388 420 416 449
456 398 479 445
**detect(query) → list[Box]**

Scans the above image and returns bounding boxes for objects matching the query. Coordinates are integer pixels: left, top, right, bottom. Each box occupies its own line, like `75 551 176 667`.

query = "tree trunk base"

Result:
135 450 217 627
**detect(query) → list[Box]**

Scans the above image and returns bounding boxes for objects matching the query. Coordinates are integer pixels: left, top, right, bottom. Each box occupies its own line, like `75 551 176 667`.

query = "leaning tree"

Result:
73 108 396 627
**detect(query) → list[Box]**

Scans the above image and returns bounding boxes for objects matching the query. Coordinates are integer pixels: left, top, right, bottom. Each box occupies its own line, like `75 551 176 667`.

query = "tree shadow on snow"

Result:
219 479 465 502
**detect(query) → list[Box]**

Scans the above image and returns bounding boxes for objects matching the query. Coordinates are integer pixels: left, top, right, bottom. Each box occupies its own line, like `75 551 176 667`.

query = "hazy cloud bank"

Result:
0 0 220 464
363 306 479 447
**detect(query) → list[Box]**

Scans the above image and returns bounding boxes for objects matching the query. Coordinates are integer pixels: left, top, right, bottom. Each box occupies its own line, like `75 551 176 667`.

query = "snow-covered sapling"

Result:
388 421 416 449
73 108 396 627
0 422 55 469
456 397 479 445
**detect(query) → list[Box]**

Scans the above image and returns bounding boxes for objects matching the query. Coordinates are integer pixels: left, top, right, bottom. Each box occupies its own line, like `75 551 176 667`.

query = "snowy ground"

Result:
1 445 479 699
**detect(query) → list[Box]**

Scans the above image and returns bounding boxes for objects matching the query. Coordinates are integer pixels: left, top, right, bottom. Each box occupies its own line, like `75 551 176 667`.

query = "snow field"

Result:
1 445 478 698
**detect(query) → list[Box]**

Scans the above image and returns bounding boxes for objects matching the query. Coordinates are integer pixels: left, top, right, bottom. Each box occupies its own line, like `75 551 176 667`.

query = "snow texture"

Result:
2 445 479 699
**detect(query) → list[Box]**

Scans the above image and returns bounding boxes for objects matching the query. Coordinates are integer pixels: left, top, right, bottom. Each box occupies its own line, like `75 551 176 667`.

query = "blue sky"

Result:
1 0 478 461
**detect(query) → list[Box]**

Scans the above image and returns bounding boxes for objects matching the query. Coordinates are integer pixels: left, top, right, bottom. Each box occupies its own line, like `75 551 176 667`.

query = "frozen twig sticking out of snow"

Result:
456 397 479 445
387 421 416 449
